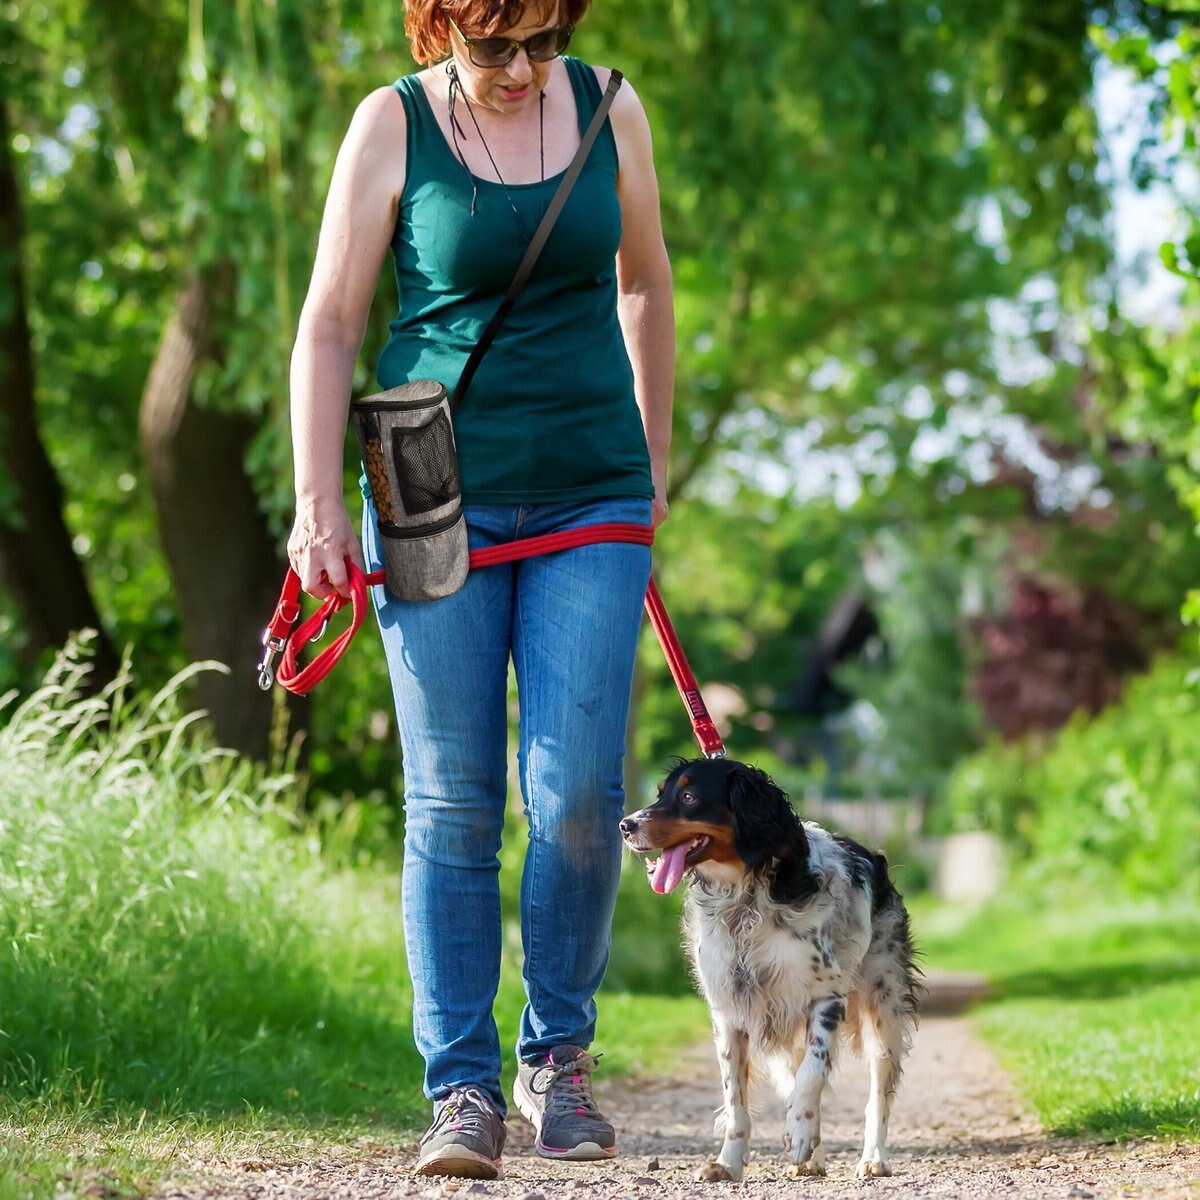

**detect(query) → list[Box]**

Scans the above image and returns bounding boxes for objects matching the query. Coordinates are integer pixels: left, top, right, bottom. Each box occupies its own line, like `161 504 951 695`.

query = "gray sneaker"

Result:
514 1045 617 1160
414 1085 507 1179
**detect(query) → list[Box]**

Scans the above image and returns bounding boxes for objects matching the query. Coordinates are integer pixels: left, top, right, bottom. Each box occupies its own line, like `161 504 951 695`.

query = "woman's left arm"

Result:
609 76 675 528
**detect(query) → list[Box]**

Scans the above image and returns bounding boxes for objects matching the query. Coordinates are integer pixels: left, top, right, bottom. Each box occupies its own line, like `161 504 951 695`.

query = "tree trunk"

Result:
0 96 120 685
138 271 300 758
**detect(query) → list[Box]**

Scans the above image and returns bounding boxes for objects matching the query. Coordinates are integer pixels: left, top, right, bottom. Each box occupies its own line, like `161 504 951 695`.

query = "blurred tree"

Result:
1087 9 1200 606
583 0 1108 486
4 0 1194 796
590 0 1200 783
2 0 404 751
0 89 118 684
970 575 1151 739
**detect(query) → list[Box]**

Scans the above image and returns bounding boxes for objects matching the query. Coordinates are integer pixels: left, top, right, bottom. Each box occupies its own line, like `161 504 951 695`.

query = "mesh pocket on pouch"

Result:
392 410 461 516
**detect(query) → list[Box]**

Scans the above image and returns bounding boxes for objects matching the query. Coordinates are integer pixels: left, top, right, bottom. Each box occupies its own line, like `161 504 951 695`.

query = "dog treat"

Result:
363 438 398 524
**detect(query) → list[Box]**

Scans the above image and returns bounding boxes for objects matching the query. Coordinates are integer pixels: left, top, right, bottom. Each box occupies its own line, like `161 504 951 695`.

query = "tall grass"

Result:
0 637 420 1122
0 639 701 1116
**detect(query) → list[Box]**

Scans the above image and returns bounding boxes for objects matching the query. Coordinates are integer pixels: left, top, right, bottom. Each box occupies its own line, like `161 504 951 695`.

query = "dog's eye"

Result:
680 790 697 805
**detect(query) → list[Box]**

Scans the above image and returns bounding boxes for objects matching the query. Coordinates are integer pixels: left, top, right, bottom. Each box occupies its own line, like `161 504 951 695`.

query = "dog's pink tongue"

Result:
650 843 690 894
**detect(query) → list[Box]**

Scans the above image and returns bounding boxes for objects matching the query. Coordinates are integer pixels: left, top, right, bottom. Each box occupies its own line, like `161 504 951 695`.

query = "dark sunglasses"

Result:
447 15 574 68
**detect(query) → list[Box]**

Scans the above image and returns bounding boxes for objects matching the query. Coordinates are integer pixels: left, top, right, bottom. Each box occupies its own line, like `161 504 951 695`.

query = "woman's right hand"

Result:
287 496 364 601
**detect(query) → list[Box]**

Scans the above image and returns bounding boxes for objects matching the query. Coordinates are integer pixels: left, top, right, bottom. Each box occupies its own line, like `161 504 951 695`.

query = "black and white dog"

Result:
620 757 920 1180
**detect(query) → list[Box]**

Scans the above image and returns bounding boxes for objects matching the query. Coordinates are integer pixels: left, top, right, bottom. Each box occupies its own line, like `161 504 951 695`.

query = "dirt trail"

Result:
162 982 1200 1200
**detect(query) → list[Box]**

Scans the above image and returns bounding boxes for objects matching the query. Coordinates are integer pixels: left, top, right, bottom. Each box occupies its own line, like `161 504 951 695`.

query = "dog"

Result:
619 757 920 1181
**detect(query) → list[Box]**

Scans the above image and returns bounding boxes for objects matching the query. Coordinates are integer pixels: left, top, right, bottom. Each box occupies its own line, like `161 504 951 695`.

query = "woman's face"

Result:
445 2 564 113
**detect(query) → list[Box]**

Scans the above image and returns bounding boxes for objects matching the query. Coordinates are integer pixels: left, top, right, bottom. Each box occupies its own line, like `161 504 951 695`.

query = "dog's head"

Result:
619 757 804 894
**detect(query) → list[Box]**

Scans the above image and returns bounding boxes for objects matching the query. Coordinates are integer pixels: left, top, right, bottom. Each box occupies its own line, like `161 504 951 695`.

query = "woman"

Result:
286 0 673 1179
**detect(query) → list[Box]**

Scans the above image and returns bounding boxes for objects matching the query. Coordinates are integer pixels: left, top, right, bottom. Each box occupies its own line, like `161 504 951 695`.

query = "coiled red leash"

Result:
257 521 726 757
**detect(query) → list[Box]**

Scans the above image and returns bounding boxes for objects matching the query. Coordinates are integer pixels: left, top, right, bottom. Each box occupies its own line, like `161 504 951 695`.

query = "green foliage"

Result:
940 734 1041 841
922 898 1200 1140
5 0 1198 824
6 0 1115 628
606 858 695 995
945 651 1200 894
1087 13 1200 614
585 0 1109 498
0 636 421 1120
637 490 861 778
833 523 1003 798
0 633 699 1107
4 0 407 711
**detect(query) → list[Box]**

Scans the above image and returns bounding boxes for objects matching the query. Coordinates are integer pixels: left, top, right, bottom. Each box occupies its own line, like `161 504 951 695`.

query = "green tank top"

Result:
376 58 653 505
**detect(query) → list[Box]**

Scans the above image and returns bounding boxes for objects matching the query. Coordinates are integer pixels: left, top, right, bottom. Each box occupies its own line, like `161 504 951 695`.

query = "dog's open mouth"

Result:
643 836 711 895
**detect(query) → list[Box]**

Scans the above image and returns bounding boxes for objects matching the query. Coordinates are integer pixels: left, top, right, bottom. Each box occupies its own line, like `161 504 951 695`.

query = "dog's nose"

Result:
619 815 639 836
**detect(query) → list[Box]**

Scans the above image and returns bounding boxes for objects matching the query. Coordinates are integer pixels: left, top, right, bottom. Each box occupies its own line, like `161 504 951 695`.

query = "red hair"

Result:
404 0 593 66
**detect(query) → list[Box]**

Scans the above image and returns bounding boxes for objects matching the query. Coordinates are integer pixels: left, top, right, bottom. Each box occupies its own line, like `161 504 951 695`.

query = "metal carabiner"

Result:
256 634 286 691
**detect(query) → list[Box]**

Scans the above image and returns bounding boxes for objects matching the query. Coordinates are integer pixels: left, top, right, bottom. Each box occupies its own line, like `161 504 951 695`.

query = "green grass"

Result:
919 896 1200 1141
0 990 710 1200
0 640 708 1200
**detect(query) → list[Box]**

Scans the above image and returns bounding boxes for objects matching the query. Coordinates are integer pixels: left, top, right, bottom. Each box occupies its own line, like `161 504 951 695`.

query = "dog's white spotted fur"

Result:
622 759 920 1181
688 824 915 1179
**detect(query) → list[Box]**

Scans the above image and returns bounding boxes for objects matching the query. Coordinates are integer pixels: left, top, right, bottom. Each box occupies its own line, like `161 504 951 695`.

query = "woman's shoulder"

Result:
340 85 409 185
583 62 646 114
390 66 441 99
351 84 408 135
581 63 648 141
353 67 440 123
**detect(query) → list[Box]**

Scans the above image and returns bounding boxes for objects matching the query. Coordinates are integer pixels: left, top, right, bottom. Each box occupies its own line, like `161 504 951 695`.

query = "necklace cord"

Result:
446 60 545 234
446 63 479 215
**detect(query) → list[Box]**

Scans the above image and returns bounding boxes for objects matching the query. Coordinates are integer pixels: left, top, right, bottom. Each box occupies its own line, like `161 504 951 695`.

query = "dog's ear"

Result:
728 763 799 870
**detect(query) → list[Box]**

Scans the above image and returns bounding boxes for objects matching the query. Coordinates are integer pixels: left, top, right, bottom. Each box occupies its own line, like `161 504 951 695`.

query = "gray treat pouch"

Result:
351 380 469 601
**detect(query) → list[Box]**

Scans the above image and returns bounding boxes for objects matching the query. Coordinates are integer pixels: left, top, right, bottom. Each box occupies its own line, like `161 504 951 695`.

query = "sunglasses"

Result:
447 15 574 68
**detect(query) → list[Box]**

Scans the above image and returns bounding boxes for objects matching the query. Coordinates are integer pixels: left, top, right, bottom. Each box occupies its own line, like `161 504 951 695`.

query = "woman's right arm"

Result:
288 85 408 600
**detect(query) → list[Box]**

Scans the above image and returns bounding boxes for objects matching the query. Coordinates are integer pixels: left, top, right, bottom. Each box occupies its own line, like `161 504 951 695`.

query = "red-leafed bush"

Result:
971 578 1150 740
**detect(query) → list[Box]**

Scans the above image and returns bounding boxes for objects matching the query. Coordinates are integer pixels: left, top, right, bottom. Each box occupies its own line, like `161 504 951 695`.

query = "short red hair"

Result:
404 0 593 66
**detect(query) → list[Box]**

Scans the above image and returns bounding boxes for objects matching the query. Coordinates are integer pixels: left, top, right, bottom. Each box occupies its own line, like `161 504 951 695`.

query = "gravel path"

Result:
161 983 1200 1200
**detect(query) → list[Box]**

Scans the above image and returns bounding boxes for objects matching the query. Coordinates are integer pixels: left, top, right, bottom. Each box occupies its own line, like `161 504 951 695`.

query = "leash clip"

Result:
704 747 728 760
256 632 286 691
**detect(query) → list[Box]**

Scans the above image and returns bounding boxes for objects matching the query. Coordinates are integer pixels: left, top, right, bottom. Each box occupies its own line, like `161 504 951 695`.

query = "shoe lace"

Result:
530 1051 604 1119
423 1085 498 1144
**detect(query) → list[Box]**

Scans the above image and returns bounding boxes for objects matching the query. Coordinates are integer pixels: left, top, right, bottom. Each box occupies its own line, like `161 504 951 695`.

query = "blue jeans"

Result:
363 496 653 1114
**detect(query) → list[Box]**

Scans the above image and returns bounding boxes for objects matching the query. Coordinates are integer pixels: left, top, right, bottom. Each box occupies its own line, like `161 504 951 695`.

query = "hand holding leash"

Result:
286 498 364 602
258 556 370 693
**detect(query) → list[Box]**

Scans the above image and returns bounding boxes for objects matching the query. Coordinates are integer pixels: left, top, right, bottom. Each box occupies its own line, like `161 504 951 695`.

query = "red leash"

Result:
258 521 726 758
643 577 725 758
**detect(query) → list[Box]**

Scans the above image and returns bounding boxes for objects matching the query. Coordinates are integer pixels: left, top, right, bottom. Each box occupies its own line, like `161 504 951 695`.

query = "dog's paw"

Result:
855 1157 892 1179
786 1159 827 1178
695 1162 738 1182
783 1138 826 1178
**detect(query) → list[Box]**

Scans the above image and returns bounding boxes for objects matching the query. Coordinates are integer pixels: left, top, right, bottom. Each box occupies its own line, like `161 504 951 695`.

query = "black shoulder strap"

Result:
450 68 624 413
